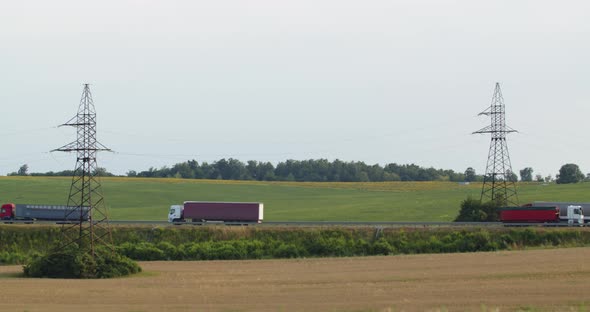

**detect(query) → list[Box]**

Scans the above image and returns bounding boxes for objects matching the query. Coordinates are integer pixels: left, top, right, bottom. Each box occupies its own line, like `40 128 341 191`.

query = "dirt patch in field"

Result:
1 248 589 311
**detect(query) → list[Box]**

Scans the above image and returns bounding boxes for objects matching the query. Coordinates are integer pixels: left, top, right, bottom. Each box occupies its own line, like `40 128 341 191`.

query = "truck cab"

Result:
565 205 584 226
0 203 15 220
168 205 183 222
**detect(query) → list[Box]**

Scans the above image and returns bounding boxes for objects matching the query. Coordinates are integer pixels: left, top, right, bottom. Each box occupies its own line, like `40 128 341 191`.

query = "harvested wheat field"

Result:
1 248 590 312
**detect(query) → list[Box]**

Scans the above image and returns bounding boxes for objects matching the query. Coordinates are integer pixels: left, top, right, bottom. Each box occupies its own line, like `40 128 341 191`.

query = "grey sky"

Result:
1 0 588 177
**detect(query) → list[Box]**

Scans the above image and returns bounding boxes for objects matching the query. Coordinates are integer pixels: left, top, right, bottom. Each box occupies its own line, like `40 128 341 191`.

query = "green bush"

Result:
455 197 501 222
94 250 143 278
211 242 243 260
117 242 166 261
23 249 95 278
273 243 302 258
156 241 178 260
372 239 395 255
23 246 141 279
0 251 28 265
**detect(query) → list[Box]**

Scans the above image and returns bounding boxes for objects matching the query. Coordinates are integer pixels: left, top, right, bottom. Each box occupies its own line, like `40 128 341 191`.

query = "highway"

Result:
0 220 576 227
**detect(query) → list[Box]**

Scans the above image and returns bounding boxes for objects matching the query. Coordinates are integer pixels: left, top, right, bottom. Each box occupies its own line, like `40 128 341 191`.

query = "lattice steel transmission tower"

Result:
52 84 113 256
473 82 519 206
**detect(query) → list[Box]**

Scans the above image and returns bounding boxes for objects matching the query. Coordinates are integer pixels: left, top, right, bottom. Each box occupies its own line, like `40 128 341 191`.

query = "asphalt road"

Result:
1 220 569 227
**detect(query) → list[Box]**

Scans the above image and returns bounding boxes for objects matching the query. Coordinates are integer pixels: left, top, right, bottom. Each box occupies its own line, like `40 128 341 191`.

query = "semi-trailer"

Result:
523 202 590 223
500 205 584 225
168 201 263 224
0 203 89 221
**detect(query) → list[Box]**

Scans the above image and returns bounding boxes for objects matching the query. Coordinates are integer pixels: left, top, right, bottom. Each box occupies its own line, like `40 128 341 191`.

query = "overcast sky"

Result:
0 0 588 178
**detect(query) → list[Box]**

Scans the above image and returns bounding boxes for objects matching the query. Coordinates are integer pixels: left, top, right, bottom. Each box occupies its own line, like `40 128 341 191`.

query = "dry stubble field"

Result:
1 248 589 312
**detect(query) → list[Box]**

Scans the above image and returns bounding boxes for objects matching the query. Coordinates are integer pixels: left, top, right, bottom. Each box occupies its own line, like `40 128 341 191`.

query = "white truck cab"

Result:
565 205 584 226
168 205 183 222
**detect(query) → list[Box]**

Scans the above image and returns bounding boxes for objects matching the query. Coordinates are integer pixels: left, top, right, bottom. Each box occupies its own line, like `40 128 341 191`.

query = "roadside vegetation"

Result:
1 226 590 264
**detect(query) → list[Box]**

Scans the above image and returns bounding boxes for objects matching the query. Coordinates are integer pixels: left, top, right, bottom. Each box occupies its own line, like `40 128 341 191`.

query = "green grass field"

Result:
1 176 589 221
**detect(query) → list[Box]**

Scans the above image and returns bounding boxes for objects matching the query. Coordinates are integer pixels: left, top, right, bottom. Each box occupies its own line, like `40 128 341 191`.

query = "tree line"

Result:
127 159 473 182
10 160 588 184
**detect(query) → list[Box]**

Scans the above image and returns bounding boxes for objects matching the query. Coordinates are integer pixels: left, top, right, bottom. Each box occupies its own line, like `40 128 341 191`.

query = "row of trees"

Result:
7 165 114 178
127 159 473 182
13 159 476 182
518 164 587 184
10 160 587 184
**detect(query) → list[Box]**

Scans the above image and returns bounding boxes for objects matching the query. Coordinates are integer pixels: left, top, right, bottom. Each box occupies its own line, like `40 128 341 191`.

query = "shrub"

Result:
211 242 244 260
0 251 28 265
23 246 141 279
94 249 142 278
273 243 301 258
117 242 166 261
455 197 501 222
156 241 178 260
372 239 395 255
23 248 95 279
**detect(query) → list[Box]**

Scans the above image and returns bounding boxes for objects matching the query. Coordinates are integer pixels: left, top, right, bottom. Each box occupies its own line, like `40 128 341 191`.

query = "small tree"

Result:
464 167 476 182
556 163 584 184
455 197 501 222
519 167 533 182
126 170 137 177
507 170 518 182
93 167 114 177
535 174 544 182
17 164 29 176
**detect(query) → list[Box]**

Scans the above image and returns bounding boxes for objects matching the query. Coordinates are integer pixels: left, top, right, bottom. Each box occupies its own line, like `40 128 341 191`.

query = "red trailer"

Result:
168 201 263 224
499 206 559 223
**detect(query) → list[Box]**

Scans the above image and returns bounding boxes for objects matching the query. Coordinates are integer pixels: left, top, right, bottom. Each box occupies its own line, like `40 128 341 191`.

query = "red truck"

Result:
500 205 584 225
168 201 264 224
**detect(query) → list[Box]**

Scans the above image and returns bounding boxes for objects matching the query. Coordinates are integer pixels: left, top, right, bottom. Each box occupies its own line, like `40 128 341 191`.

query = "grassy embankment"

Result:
1 176 589 221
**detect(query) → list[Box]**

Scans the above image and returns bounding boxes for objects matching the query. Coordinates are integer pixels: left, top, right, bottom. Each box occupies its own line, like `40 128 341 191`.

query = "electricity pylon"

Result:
52 84 113 257
473 82 519 206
